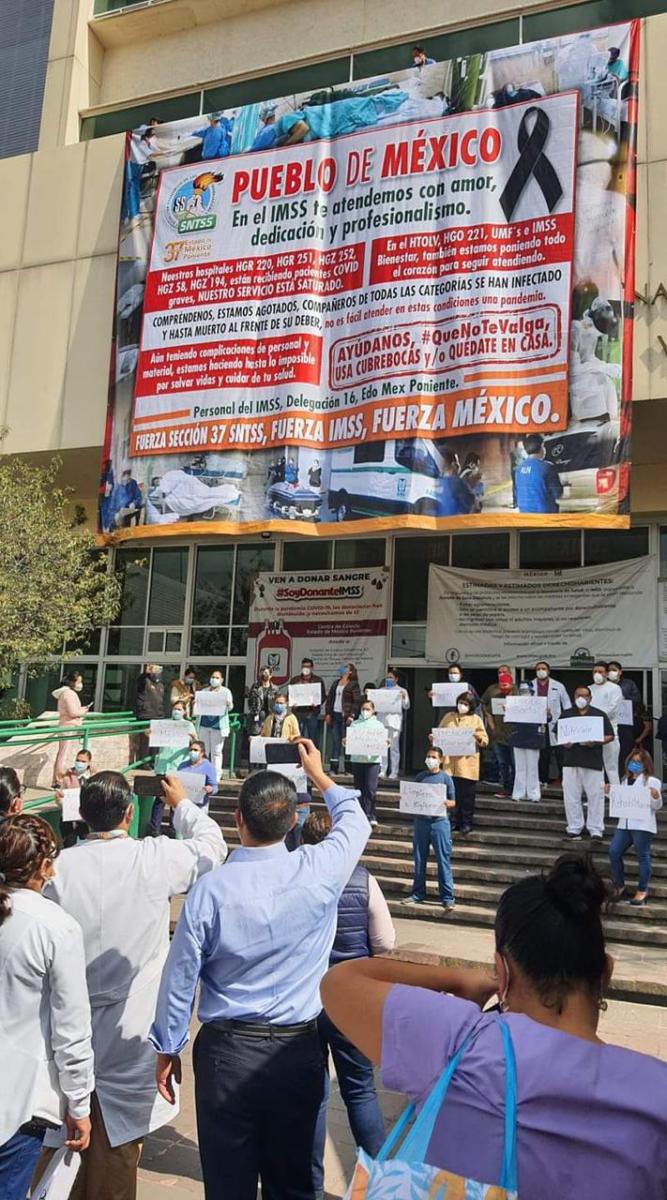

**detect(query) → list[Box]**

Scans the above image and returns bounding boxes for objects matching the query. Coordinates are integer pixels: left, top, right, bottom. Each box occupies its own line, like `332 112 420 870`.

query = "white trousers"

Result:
382 729 401 777
512 748 541 801
200 728 225 780
562 765 604 836
602 736 620 785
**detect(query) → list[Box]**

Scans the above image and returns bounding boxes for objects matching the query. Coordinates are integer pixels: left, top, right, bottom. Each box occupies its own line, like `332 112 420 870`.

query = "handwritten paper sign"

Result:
178 771 207 803
557 715 604 745
345 724 387 757
249 736 284 764
505 695 548 724
491 697 507 716
149 720 191 747
288 683 322 708
269 761 308 794
609 782 653 822
431 682 468 708
617 700 634 727
60 788 81 822
368 688 403 714
400 781 449 817
431 727 476 756
194 689 230 716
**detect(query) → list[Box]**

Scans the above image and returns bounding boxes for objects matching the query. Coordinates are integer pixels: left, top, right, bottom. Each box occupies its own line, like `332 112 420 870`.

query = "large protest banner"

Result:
246 568 389 692
102 21 638 539
426 556 657 667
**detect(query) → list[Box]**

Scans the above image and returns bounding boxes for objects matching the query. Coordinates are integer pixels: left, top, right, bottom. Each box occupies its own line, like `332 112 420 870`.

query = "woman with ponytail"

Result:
0 815 93 1199
322 854 667 1199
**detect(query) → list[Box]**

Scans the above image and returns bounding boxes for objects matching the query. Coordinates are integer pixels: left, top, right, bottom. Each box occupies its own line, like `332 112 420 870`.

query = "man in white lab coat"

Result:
589 660 623 785
42 770 226 1200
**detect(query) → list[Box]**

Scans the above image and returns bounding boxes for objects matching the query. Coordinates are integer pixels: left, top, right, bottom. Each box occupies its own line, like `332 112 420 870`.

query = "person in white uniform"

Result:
40 771 226 1200
197 669 234 781
0 814 93 1200
378 667 410 779
555 686 614 840
589 661 623 785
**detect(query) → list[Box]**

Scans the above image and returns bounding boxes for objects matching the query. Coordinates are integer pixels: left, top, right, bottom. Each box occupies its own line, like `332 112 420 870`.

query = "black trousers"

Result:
538 732 563 784
193 1021 325 1200
351 762 381 819
453 776 476 831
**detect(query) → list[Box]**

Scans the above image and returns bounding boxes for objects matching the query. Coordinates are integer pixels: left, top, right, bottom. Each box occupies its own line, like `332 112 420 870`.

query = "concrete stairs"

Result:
209 779 667 949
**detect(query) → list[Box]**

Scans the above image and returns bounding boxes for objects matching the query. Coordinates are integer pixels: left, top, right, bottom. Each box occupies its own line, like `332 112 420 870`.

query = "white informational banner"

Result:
194 690 230 716
345 724 387 757
60 788 81 823
431 682 468 708
270 761 308 793
505 696 548 724
149 720 192 747
178 771 207 803
368 688 403 714
491 698 507 716
608 782 653 822
400 781 449 817
247 569 389 692
618 700 634 727
431 727 476 756
427 558 657 667
288 682 323 709
557 715 604 745
249 736 284 764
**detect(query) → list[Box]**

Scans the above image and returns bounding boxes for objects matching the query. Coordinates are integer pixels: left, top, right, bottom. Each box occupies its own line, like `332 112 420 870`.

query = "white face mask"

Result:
536 669 548 680
425 757 440 770
608 670 620 682
575 696 589 710
302 666 312 677
593 672 605 685
210 677 222 689
74 681 83 692
172 709 184 720
448 671 461 682
360 709 373 721
457 702 470 714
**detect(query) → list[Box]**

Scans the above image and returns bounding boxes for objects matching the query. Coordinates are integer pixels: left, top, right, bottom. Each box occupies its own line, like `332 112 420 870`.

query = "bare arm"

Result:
320 957 497 1065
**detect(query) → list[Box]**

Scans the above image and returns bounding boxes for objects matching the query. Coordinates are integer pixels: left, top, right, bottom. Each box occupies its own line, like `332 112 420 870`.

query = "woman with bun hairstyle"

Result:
0 815 93 1198
608 747 663 906
322 854 667 1199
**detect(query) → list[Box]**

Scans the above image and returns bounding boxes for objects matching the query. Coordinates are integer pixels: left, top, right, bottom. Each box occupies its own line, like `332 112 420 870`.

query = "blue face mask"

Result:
189 749 200 761
172 709 184 721
628 760 643 774
338 665 348 677
73 761 87 775
274 703 286 715
385 677 396 688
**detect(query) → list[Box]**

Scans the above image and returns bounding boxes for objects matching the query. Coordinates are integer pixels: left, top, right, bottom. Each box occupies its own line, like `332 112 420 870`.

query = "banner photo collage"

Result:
101 21 638 539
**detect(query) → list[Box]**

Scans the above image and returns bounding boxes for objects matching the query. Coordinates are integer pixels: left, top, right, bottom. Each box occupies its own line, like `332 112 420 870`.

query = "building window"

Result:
282 541 333 571
334 539 386 568
520 531 582 570
523 0 665 43
0 0 54 159
204 58 350 114
393 537 450 622
80 92 202 140
352 18 520 79
451 533 509 570
391 625 426 660
148 548 188 626
25 664 98 718
584 528 649 565
190 543 275 659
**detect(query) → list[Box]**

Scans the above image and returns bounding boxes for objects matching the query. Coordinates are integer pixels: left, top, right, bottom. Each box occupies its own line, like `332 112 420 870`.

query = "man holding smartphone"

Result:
151 740 370 1200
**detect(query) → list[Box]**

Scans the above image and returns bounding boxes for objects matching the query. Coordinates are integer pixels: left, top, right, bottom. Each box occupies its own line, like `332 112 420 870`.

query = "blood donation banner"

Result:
101 20 639 539
246 568 390 692
426 556 657 667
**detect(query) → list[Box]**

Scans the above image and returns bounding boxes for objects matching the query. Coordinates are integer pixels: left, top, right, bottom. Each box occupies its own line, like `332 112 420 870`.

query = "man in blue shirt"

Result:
193 112 233 160
514 433 564 514
177 740 217 812
251 104 279 151
401 750 457 911
109 468 144 528
434 447 476 516
150 739 370 1199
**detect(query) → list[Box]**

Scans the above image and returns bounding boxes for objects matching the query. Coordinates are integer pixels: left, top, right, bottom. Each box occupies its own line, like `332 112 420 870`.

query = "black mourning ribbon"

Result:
499 106 563 222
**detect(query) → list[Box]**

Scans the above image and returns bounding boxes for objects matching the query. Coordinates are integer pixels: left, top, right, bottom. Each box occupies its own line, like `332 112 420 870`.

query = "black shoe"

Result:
565 832 582 840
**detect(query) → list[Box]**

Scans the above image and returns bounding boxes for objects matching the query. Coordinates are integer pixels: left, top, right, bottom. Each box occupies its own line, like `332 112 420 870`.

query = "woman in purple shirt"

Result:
322 855 667 1199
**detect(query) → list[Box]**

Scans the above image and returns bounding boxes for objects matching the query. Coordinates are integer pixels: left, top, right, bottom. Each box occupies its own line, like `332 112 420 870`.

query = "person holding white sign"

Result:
481 667 517 797
433 692 488 832
555 686 614 840
260 694 307 848
607 661 647 774
325 663 362 773
507 685 546 803
428 664 480 716
401 750 456 911
608 748 663 906
529 661 571 786
378 667 410 779
289 657 326 745
345 698 387 825
177 740 218 814
56 748 93 847
150 700 197 835
589 661 623 785
197 669 233 782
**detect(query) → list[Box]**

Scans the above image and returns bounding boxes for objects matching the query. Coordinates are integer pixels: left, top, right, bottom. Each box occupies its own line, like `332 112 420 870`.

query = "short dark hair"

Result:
413 44 425 53
386 665 399 678
457 691 475 708
593 661 608 671
239 770 297 844
608 660 622 671
75 750 92 762
426 748 444 762
524 434 544 455
301 657 314 667
79 771 132 832
301 810 332 845
575 684 592 696
495 854 607 1012
535 661 550 671
0 768 21 816
64 671 82 685
190 740 205 754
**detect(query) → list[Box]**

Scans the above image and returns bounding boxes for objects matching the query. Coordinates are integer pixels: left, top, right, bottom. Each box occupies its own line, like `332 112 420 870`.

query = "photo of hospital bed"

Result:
147 468 241 524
